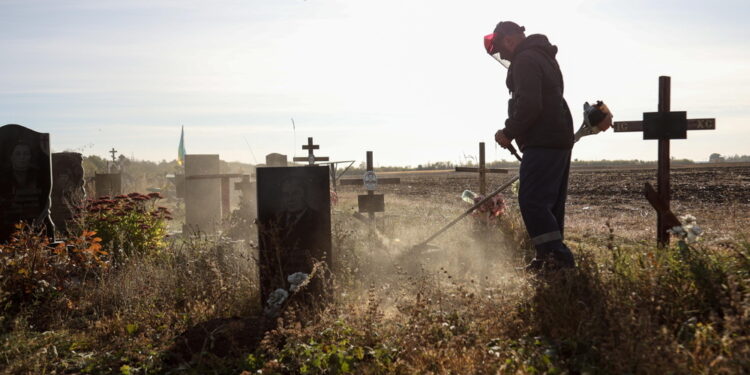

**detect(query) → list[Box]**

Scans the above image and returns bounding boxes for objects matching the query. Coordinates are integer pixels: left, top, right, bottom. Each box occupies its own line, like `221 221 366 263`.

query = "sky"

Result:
1 0 749 166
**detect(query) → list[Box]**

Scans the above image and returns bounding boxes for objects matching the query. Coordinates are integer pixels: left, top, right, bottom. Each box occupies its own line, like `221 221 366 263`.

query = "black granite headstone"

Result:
0 124 54 243
256 166 331 301
51 152 86 234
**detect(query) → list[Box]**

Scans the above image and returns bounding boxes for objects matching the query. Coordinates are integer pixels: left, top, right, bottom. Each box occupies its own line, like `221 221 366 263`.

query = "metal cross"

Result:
613 76 716 247
292 137 330 166
341 151 401 222
454 142 508 195
109 148 118 163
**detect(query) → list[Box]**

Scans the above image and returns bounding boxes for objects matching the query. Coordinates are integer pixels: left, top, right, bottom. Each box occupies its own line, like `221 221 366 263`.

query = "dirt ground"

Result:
336 164 750 245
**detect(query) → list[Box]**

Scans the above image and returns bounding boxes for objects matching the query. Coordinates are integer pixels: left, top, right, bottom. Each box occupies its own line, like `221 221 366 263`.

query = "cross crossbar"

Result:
454 142 508 195
614 118 715 133
454 167 508 174
340 177 401 186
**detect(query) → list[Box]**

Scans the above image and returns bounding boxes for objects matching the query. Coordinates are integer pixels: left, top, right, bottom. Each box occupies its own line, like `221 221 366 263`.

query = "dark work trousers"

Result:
518 147 574 265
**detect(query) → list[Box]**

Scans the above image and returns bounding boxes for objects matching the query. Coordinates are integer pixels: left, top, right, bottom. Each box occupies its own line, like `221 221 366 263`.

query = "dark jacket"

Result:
502 34 573 150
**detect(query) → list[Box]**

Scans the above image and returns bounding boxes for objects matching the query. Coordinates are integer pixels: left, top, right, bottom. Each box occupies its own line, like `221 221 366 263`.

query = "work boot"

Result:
522 258 546 274
550 245 575 269
521 251 574 275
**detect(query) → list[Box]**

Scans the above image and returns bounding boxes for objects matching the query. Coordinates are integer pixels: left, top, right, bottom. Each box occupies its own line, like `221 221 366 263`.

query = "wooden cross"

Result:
613 76 716 246
454 142 508 195
341 151 401 222
292 137 330 165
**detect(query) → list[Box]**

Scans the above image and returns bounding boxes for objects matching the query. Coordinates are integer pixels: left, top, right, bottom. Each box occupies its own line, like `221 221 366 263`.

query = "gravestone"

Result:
186 172 248 218
256 166 332 301
265 153 288 167
184 154 222 234
51 152 86 234
95 173 122 198
172 174 185 198
0 124 55 243
226 175 257 242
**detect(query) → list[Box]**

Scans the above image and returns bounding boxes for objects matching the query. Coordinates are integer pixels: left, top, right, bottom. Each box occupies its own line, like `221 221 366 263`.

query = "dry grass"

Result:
1 189 749 374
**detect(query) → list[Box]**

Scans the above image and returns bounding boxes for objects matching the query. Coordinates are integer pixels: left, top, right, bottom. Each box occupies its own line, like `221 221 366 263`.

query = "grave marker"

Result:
0 124 55 243
108 147 118 172
613 76 716 246
51 152 85 234
341 151 400 222
256 166 332 301
265 153 288 167
454 142 508 195
183 155 252 233
183 154 222 234
94 172 122 198
234 175 256 203
292 137 329 166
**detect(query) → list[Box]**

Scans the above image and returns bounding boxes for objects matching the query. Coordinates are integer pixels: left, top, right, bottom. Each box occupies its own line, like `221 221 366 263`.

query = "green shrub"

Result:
79 192 172 264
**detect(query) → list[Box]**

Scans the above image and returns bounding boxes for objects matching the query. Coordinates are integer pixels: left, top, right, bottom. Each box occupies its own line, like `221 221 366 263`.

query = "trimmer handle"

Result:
507 144 523 162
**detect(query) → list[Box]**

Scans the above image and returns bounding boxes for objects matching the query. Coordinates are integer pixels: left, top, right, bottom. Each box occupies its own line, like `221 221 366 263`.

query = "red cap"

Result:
484 33 496 55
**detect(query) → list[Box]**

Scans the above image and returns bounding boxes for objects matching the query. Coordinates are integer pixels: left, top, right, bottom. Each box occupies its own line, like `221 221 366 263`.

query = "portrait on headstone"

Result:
0 124 54 242
256 166 331 300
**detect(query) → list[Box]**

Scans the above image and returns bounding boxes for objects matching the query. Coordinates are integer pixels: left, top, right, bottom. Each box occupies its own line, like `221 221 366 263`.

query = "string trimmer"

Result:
407 101 612 254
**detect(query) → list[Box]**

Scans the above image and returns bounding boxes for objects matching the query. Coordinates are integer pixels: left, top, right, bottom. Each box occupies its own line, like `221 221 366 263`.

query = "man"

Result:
489 21 575 271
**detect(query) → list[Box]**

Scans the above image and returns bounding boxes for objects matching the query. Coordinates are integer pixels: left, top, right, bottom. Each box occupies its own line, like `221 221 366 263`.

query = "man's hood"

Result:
514 34 558 60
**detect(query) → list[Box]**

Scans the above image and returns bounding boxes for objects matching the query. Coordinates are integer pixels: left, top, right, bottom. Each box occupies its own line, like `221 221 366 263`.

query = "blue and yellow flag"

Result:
177 126 186 166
